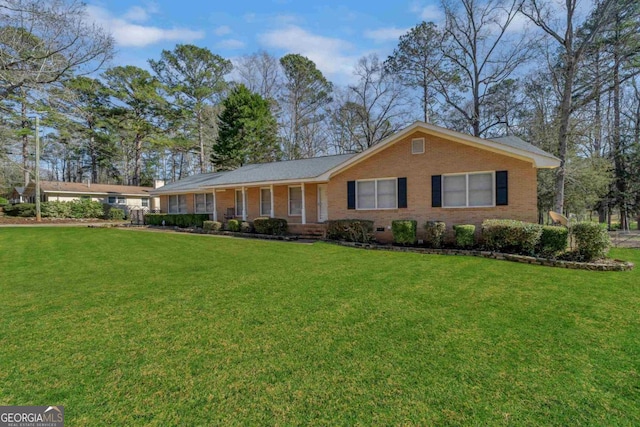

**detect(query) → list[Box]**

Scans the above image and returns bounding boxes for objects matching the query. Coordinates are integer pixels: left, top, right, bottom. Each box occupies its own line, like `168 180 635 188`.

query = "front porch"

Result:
159 182 330 232
208 182 329 225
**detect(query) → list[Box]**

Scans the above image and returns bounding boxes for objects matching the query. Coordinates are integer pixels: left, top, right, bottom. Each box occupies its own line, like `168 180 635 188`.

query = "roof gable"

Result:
319 122 560 180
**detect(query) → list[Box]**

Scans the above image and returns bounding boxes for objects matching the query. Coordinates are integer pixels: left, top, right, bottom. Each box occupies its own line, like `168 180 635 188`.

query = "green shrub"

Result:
392 220 417 245
240 221 253 233
326 219 374 243
453 224 475 248
69 199 104 218
144 213 209 228
538 226 569 257
0 197 8 206
4 203 35 217
571 222 610 261
424 221 446 248
203 221 222 232
253 217 288 235
226 219 240 232
41 201 71 218
482 219 543 255
109 208 125 220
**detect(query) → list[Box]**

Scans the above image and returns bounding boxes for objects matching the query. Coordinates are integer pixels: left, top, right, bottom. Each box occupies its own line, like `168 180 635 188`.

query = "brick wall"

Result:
327 130 538 243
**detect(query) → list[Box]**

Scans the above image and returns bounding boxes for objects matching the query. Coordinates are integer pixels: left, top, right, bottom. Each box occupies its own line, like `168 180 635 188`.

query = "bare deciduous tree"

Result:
0 0 114 100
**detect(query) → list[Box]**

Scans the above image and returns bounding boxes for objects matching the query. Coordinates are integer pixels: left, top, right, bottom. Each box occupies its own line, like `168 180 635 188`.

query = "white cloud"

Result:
364 27 408 43
259 25 359 80
216 39 245 50
86 5 205 48
214 25 232 36
410 3 444 23
122 6 149 23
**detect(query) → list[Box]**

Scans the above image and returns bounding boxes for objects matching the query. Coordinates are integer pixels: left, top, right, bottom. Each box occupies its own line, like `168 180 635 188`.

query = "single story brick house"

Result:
151 122 560 242
23 180 161 213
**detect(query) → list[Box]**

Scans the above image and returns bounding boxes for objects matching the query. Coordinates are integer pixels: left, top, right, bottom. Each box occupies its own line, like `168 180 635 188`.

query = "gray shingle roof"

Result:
207 154 355 186
152 154 355 194
152 172 225 194
489 135 558 159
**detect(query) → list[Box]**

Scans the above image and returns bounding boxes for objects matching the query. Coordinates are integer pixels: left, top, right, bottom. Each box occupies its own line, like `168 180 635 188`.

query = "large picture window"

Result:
442 172 494 208
168 195 187 213
289 186 302 216
356 178 397 210
194 193 214 213
260 188 271 217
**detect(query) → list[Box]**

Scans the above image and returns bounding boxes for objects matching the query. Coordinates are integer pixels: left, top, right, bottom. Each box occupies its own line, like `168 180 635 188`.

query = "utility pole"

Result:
35 115 41 222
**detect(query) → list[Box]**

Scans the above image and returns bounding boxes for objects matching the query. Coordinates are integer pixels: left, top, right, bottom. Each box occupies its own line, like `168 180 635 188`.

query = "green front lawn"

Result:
1 228 639 425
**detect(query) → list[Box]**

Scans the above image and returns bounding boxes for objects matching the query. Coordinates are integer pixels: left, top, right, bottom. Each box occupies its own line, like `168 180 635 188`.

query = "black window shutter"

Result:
496 171 508 206
431 175 442 207
397 177 407 208
347 181 356 209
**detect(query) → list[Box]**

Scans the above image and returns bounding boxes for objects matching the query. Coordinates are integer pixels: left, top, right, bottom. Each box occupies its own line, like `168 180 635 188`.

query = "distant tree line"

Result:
1 0 639 228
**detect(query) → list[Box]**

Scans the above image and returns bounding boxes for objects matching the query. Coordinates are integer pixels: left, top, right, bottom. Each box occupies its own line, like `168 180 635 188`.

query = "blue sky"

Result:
86 0 448 84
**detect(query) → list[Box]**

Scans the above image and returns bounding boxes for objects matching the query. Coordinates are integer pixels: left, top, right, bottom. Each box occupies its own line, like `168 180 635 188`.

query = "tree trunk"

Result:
133 134 142 186
197 106 205 174
554 57 575 214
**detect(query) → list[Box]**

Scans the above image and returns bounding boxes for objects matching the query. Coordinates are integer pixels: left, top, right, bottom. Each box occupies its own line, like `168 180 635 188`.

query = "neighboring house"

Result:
10 187 26 204
23 180 161 214
151 122 560 242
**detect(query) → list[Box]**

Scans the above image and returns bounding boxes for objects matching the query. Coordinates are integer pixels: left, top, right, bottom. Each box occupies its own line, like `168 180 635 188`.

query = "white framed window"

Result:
168 195 187 213
141 198 149 207
194 193 214 213
288 186 302 216
108 196 125 204
235 189 244 217
411 138 425 154
442 172 494 208
356 178 397 210
260 188 271 217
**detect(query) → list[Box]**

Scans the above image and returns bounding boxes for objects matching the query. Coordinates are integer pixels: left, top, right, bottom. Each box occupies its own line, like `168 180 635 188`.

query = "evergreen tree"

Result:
212 85 280 171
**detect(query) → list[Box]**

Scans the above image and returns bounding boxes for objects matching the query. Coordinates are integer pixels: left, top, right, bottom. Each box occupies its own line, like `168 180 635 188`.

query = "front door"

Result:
317 184 328 222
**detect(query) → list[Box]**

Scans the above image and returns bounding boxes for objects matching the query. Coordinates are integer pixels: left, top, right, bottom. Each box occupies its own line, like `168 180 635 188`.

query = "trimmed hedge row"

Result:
253 217 288 235
482 219 543 255
326 219 374 243
145 213 209 228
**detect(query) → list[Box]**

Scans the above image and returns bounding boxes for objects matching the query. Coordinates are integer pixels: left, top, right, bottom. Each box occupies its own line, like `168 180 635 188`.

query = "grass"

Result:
1 228 639 426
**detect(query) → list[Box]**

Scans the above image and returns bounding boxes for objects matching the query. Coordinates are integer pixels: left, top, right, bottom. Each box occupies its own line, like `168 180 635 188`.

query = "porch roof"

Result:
152 154 355 194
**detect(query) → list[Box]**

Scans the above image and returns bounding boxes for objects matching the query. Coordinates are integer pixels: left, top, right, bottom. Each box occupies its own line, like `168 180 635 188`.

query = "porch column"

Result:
301 183 306 225
242 186 247 221
212 190 217 221
269 184 274 218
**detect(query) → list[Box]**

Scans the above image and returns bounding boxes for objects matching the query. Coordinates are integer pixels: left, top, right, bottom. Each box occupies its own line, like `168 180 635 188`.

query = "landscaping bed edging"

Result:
328 241 634 271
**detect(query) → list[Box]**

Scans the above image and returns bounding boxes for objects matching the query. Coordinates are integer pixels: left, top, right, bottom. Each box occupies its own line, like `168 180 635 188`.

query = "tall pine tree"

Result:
212 85 280 171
